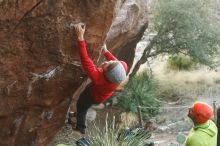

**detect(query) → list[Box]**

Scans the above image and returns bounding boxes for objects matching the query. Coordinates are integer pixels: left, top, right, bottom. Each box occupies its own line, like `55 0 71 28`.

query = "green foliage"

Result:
149 0 220 67
88 116 152 146
118 72 160 117
168 53 194 70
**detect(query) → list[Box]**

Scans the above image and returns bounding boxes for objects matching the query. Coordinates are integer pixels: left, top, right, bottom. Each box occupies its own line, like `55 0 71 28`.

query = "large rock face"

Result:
0 0 148 145
107 0 148 70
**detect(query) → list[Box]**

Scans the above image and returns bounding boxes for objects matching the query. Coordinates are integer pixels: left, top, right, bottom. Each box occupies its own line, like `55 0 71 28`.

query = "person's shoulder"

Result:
209 120 217 128
189 129 206 141
90 68 106 85
187 132 205 146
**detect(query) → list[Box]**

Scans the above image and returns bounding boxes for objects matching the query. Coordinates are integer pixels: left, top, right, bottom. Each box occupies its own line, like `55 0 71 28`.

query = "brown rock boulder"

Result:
106 0 148 70
0 0 148 145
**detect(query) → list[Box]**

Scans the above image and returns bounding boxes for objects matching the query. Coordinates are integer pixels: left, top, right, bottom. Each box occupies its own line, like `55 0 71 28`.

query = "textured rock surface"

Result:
0 0 148 145
106 0 148 70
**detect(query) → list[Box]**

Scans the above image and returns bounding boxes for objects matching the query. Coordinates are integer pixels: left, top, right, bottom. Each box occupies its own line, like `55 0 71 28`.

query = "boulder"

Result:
0 0 148 145
106 0 149 70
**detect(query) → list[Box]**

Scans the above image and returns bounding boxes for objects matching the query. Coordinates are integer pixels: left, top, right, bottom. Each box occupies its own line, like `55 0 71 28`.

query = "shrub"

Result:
168 54 194 70
117 71 160 118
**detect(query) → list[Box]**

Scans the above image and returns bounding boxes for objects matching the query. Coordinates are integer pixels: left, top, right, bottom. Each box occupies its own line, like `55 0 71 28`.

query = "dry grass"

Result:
137 57 220 100
118 112 138 129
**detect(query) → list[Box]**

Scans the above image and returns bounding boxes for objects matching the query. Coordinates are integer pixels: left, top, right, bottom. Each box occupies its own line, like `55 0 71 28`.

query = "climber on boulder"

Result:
72 23 128 134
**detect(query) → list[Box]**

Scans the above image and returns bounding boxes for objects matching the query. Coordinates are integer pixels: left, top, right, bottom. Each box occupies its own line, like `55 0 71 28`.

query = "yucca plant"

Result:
88 115 152 146
117 71 160 118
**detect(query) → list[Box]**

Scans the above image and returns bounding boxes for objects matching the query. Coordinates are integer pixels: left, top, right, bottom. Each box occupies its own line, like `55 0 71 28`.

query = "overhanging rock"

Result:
0 0 148 145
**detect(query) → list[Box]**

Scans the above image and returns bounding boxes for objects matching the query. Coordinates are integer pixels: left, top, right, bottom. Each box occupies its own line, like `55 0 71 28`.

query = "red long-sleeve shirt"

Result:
78 40 118 103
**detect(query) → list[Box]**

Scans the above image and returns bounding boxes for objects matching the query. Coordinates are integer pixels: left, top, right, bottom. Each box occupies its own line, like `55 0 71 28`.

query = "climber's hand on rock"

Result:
74 23 85 41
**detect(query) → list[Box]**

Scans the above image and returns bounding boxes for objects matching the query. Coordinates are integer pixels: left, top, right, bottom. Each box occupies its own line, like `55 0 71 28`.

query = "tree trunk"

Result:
129 38 155 78
128 31 164 79
217 107 220 146
129 54 148 78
